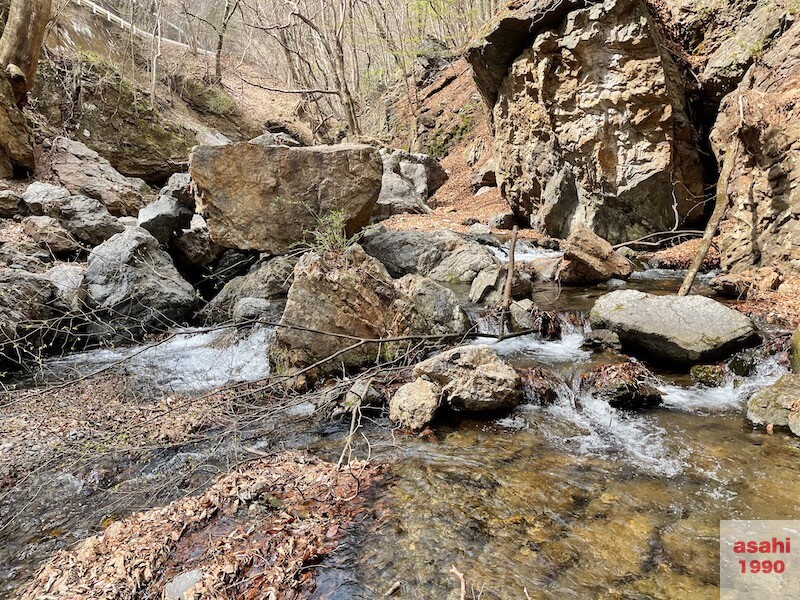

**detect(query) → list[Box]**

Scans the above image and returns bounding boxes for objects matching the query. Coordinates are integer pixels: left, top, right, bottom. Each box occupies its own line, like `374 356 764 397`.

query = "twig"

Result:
450 565 466 600
498 226 518 338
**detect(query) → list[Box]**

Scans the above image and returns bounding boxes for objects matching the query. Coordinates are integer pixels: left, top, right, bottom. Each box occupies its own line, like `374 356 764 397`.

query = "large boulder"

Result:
467 0 705 244
85 228 196 336
190 143 383 254
557 224 634 284
22 182 70 215
49 138 146 216
710 19 800 274
201 256 297 323
170 215 224 269
747 375 800 435
590 290 758 364
361 228 499 284
137 195 193 244
412 345 521 412
373 149 448 221
45 263 87 312
270 245 470 379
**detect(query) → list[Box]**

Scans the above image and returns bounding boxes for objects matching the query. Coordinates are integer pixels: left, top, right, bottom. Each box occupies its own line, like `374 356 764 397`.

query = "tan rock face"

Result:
477 0 705 244
557 223 633 284
191 143 383 255
710 20 800 274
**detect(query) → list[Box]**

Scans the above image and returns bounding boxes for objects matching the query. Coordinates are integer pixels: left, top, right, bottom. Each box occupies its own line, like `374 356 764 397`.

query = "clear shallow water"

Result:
1 278 796 599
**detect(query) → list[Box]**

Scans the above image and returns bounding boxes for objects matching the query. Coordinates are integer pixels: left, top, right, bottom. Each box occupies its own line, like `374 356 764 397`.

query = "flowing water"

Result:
1 267 797 599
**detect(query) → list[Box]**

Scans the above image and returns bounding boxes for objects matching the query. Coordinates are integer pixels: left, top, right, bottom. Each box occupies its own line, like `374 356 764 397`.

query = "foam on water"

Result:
490 240 563 263
661 357 787 413
45 325 273 394
475 326 590 365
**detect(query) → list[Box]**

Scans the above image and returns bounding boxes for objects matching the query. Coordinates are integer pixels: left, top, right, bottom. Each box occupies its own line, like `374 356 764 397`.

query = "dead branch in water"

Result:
499 226 518 338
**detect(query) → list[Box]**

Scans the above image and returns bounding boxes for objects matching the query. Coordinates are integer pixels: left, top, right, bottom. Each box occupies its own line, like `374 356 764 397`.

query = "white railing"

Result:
70 0 215 56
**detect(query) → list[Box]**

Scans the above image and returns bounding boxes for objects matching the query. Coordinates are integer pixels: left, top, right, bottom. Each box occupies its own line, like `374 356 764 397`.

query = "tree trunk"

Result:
678 137 741 296
0 0 52 104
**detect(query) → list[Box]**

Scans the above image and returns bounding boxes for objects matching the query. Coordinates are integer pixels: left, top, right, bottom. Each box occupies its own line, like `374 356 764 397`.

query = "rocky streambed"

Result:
1 267 796 599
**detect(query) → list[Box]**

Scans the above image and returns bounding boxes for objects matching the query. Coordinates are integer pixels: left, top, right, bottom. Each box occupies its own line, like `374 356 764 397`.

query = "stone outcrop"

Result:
49 138 146 216
374 150 448 222
467 0 705 244
747 374 800 435
590 290 759 364
557 224 634 284
270 245 470 379
710 19 800 274
190 143 383 255
85 228 196 337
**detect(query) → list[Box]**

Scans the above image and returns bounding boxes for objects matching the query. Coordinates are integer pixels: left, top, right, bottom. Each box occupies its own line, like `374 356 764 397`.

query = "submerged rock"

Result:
747 374 800 435
581 361 664 410
85 228 196 337
390 378 442 430
413 345 521 413
590 290 758 365
557 224 633 284
191 143 382 254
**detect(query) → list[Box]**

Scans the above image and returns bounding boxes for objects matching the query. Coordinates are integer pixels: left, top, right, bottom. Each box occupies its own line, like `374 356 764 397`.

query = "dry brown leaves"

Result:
0 375 221 491
652 239 720 270
19 452 378 600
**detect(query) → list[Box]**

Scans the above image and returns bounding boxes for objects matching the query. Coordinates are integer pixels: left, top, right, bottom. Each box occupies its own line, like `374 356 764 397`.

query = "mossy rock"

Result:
30 54 196 184
690 364 728 387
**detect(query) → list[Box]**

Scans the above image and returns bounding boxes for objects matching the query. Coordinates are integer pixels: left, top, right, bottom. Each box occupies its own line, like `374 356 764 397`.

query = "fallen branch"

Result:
450 565 466 600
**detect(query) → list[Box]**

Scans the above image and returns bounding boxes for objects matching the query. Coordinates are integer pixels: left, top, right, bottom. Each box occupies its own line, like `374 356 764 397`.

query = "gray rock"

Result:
232 297 284 324
747 375 800 435
581 329 621 352
393 274 472 337
49 137 145 216
590 290 759 364
413 345 521 413
0 189 24 217
44 195 124 246
382 149 448 198
85 227 196 336
250 132 302 147
170 214 224 268
45 263 87 312
21 182 70 215
390 378 442 430
362 228 499 284
118 216 138 228
163 569 204 600
202 256 297 323
489 212 515 230
373 172 431 222
469 265 531 305
509 299 562 339
159 172 194 210
468 223 492 236
137 195 193 243
470 158 497 191
191 143 382 254
0 240 51 272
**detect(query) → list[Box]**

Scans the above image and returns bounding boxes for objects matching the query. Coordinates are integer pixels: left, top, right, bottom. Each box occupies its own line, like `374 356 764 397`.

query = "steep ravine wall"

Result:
467 0 800 273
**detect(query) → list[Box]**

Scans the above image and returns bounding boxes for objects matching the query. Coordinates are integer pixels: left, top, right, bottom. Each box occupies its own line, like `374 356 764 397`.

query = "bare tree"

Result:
0 0 53 105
